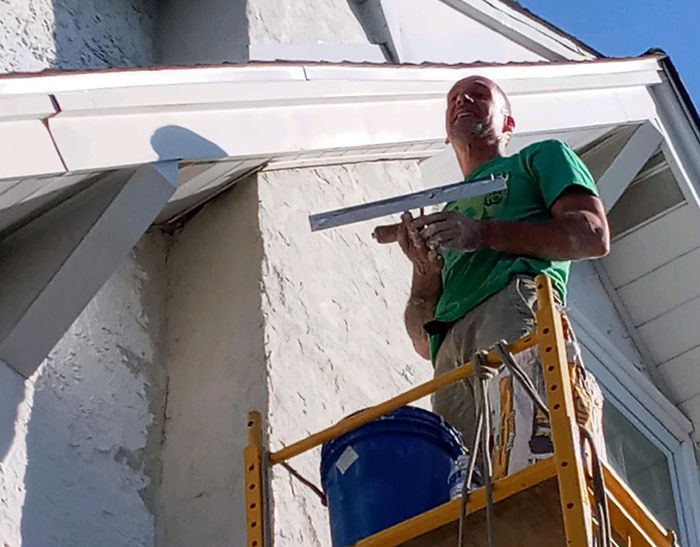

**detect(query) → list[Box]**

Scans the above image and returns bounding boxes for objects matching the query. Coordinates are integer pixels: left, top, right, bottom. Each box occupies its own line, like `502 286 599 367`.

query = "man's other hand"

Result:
397 212 443 275
413 212 483 252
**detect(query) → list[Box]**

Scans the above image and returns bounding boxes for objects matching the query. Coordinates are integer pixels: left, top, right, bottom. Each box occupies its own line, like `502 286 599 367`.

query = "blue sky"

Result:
519 0 699 109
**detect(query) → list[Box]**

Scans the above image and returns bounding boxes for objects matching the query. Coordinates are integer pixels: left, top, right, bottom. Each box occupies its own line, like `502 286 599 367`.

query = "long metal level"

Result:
308 174 508 231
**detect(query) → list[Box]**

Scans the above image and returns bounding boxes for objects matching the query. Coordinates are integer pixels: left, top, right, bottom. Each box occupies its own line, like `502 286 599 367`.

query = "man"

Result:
378 76 609 474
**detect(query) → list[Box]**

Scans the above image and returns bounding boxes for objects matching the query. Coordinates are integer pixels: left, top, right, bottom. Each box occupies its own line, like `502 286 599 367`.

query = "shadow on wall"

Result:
51 0 157 69
16 125 229 546
0 363 27 461
150 125 228 162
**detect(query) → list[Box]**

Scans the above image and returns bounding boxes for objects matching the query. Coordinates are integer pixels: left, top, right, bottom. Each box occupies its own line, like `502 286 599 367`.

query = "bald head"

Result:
445 76 514 149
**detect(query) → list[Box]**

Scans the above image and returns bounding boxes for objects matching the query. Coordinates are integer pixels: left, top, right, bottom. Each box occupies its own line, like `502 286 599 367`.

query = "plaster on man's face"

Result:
445 77 511 145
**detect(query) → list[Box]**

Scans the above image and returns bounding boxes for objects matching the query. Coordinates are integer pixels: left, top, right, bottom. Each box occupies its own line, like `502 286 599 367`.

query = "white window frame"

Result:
569 307 700 546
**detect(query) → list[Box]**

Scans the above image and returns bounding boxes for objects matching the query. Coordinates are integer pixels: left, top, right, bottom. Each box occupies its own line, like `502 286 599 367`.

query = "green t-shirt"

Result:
427 139 599 361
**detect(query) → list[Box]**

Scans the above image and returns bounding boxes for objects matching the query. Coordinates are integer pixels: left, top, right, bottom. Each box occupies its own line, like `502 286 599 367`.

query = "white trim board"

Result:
569 306 700 545
569 306 692 440
436 0 598 61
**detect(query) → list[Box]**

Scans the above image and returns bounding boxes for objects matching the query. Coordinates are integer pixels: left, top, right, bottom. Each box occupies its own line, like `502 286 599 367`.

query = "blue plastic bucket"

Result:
320 406 464 546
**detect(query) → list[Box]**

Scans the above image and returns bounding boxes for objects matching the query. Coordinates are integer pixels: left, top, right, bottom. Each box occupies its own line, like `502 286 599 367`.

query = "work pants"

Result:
432 275 605 478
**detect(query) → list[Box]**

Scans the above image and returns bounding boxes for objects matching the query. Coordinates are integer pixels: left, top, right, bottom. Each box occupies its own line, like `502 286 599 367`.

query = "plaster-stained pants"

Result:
432 275 605 478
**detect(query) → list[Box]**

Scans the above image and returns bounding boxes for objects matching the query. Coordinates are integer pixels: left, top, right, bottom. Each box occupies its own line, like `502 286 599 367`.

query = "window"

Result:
603 401 679 530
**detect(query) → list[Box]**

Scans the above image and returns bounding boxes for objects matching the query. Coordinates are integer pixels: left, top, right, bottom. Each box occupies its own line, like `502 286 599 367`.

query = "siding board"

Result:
618 247 700 326
657 348 700 404
603 204 700 288
637 297 700 364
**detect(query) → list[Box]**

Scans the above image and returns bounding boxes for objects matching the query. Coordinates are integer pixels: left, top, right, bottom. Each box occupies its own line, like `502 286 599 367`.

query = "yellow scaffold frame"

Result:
243 274 678 546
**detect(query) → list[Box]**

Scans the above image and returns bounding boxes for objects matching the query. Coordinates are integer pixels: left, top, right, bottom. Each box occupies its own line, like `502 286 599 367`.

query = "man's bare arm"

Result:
482 190 609 259
394 213 443 360
405 268 441 360
416 189 609 261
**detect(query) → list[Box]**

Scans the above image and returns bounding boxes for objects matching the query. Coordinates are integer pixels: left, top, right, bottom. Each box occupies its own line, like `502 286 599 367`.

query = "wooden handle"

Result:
372 223 400 243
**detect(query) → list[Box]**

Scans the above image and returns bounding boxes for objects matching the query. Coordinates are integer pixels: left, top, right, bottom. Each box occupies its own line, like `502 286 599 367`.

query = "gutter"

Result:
651 49 700 144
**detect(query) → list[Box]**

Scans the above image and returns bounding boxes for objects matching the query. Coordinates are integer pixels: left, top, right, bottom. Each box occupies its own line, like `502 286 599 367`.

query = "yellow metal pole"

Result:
356 457 557 546
269 333 537 465
534 274 593 546
602 463 675 546
243 411 265 547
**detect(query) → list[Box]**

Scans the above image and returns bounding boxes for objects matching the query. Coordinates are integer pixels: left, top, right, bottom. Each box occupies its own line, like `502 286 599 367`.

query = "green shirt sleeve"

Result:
528 140 598 209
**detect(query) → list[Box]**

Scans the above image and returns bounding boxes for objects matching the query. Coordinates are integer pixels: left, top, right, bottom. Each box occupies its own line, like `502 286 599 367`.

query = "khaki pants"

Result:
432 275 605 477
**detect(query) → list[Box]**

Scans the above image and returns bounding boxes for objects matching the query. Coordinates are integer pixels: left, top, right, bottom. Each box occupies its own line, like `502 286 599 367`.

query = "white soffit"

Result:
0 93 64 178
0 65 309 95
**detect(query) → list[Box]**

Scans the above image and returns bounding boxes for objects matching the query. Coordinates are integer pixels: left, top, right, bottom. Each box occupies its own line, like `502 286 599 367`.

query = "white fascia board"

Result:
249 43 387 63
50 69 661 118
437 0 597 61
302 56 660 83
48 99 446 171
0 93 64 180
0 120 65 179
51 80 450 116
649 76 700 217
513 86 658 133
569 306 694 442
0 65 308 96
48 83 660 173
0 57 663 177
0 93 55 121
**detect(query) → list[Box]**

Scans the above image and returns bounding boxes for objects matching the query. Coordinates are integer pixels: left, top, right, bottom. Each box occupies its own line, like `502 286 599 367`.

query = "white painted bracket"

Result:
0 161 177 378
598 121 664 211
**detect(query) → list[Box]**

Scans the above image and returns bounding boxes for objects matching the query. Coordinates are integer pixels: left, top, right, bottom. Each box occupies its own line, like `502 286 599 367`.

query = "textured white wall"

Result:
0 0 156 72
158 177 268 547
1 6 165 544
158 0 249 65
368 0 546 64
257 162 433 545
0 233 168 547
247 0 369 45
255 162 648 545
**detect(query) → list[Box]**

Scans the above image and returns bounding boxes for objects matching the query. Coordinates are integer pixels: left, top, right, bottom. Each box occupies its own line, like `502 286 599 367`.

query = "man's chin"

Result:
451 122 489 142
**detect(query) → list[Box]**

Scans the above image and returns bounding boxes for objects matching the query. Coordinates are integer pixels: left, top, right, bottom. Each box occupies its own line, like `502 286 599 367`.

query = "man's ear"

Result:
504 115 515 134
444 135 450 144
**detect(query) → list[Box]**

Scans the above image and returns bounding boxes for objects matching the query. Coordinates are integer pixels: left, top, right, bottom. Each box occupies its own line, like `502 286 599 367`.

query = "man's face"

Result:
445 77 511 145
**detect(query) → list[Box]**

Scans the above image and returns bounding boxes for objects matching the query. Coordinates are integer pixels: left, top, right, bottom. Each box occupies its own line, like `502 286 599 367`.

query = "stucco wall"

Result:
0 0 156 72
376 0 546 64
0 233 168 547
257 161 433 545
158 0 249 65
158 176 268 547
247 0 369 45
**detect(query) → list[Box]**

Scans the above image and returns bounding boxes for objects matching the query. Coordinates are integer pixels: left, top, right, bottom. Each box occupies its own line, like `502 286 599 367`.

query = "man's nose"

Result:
456 93 474 105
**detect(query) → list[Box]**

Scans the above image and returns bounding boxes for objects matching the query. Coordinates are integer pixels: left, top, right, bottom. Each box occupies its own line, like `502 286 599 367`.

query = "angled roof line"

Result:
651 48 700 143
0 53 662 83
496 1 605 58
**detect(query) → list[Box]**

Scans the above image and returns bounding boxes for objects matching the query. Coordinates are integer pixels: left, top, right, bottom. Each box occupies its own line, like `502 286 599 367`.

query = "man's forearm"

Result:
481 211 609 260
404 268 441 359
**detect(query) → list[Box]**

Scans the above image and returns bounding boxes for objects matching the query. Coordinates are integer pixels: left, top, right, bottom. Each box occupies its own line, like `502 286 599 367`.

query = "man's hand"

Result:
396 212 443 275
412 212 484 252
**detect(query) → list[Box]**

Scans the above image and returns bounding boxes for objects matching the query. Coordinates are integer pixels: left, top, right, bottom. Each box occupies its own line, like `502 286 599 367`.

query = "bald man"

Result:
385 76 608 474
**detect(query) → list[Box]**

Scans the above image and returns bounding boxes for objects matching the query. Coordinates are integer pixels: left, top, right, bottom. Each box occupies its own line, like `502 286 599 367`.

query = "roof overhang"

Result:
0 56 663 184
1 54 699 392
